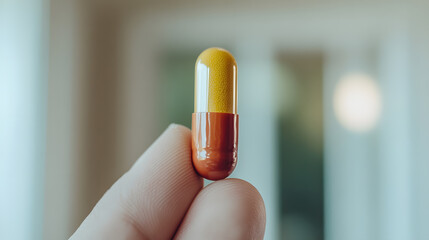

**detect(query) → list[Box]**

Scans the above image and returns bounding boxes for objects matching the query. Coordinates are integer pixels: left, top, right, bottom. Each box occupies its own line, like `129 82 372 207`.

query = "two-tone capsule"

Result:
191 48 238 180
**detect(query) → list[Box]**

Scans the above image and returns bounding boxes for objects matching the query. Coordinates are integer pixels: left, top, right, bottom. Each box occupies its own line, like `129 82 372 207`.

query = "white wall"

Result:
0 0 49 239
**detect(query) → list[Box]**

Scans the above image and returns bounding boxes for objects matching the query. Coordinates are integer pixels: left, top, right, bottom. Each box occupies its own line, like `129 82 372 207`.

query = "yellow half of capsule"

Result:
195 47 237 114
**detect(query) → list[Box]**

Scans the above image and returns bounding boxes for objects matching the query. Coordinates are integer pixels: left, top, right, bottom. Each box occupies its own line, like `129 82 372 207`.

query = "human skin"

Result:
70 124 266 240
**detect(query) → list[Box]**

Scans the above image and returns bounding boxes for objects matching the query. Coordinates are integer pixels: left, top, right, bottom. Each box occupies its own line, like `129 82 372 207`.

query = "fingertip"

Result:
70 123 201 240
167 123 191 133
165 123 191 143
175 178 266 240
204 178 265 212
149 123 191 151
205 178 266 232
120 123 202 239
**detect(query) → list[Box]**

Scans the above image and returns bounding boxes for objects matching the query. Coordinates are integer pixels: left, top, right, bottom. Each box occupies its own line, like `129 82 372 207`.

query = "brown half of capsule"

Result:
192 112 238 180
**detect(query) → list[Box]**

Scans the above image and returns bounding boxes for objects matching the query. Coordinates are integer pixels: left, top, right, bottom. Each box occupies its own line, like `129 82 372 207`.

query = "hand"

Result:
70 124 266 240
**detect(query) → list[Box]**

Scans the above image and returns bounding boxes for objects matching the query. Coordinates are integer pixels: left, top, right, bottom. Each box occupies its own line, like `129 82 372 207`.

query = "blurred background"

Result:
1 0 429 239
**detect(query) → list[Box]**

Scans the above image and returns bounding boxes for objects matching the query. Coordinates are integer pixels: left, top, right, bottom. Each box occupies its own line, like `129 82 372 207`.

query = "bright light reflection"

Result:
333 73 382 132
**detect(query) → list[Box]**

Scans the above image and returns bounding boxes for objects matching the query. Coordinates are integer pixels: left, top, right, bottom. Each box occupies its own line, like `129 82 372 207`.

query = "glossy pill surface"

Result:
192 48 239 180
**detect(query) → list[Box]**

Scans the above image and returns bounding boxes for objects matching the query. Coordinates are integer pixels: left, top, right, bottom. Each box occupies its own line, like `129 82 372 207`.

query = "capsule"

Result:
191 47 238 180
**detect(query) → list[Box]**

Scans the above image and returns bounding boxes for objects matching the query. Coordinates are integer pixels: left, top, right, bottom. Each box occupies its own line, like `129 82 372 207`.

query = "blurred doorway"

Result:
277 53 324 240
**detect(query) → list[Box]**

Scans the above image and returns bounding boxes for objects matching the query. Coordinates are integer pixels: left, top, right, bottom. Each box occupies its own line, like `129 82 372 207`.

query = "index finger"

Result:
70 124 203 240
